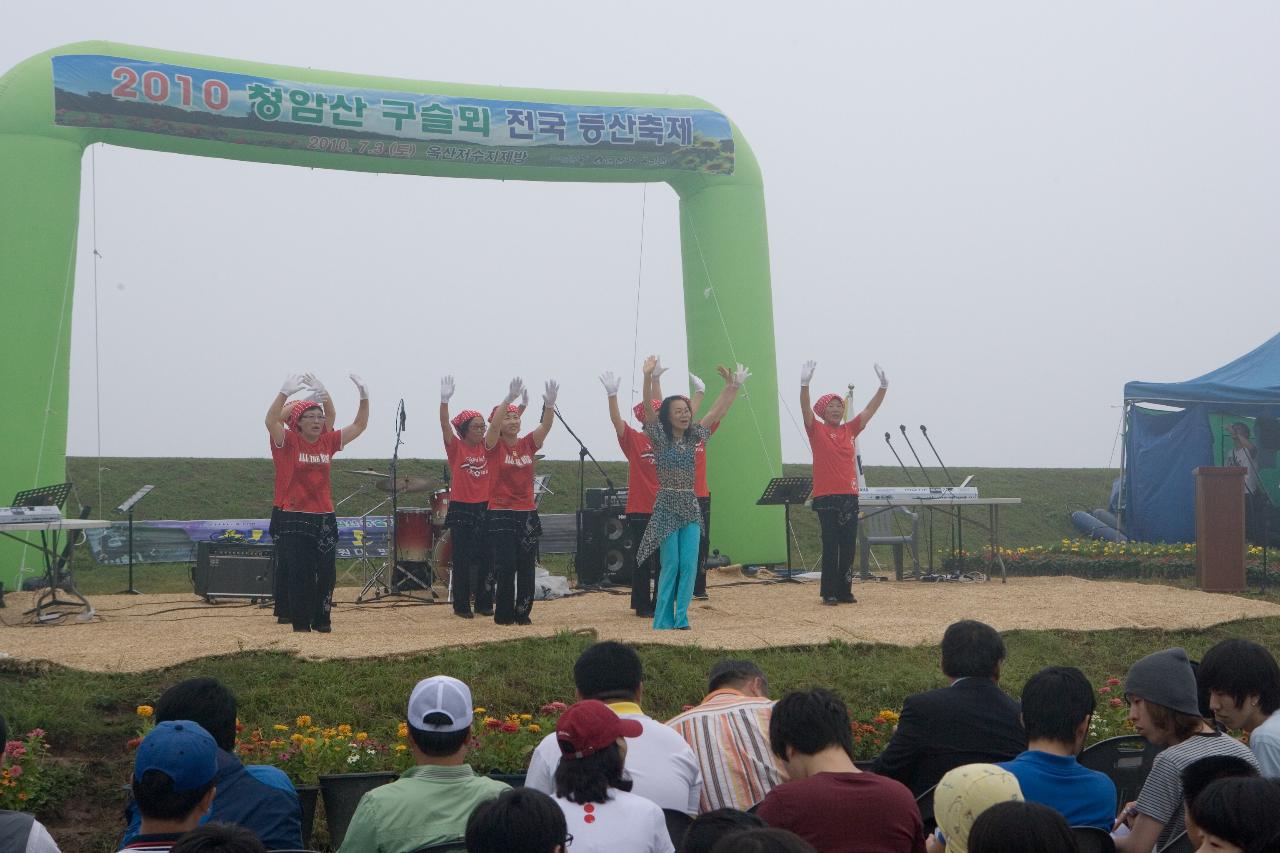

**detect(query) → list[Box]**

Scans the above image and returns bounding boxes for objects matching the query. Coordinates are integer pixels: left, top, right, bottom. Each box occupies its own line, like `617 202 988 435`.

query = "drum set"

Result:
345 468 453 602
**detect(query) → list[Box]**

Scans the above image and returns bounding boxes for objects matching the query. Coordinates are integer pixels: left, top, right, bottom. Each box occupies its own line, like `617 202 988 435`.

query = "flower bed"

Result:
0 728 63 812
951 539 1277 583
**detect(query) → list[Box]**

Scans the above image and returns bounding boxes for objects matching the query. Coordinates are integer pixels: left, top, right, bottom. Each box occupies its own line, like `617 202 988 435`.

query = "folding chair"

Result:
858 505 920 580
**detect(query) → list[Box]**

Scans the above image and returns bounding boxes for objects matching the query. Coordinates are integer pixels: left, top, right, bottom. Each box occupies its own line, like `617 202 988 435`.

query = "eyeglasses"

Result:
564 833 574 848
298 413 325 420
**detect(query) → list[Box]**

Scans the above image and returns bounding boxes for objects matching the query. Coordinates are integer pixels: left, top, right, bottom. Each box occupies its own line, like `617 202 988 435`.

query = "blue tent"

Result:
1122 333 1280 542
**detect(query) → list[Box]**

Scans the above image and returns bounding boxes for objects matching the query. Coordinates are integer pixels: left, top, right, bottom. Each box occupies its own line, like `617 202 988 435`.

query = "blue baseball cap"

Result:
134 720 219 792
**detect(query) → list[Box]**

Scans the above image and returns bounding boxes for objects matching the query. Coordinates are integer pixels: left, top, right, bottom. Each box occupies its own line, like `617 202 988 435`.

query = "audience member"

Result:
122 678 302 850
680 808 766 853
666 659 785 812
996 666 1115 830
965 801 1076 853
465 788 570 853
121 721 219 853
526 642 702 814
756 688 925 853
1188 777 1280 853
169 823 266 853
1113 647 1259 853
709 828 818 853
926 764 1023 853
1198 638 1280 776
1180 754 1259 850
0 715 61 852
872 621 1026 796
339 675 509 852
550 699 673 853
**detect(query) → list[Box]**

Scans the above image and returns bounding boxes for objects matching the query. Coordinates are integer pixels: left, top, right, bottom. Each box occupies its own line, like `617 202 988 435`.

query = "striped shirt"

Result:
666 689 786 812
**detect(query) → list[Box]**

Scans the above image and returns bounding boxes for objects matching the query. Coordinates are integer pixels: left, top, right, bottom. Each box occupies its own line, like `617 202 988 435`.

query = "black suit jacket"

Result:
871 677 1026 797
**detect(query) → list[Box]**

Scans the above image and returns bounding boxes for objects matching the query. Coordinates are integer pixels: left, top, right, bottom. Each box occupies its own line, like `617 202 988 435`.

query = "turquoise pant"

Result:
654 522 701 630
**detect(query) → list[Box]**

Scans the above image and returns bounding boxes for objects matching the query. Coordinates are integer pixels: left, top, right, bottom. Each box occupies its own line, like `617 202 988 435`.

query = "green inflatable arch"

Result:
0 42 783 586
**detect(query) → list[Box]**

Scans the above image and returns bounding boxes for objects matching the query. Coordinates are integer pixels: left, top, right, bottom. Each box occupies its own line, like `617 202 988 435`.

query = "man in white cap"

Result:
339 675 509 852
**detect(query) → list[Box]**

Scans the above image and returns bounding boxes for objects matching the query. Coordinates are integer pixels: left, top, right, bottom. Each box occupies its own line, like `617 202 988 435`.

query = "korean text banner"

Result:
52 54 735 174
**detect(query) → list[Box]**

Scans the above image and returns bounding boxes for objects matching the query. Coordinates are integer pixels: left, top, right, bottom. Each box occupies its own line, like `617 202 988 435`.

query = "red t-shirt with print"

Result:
618 426 658 514
446 438 490 504
272 427 334 506
487 433 540 511
807 415 864 498
694 422 721 498
272 429 343 513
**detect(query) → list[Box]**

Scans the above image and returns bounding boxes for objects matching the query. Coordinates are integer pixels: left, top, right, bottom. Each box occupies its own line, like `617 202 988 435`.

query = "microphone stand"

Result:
884 432 916 485
920 425 956 487
553 406 615 587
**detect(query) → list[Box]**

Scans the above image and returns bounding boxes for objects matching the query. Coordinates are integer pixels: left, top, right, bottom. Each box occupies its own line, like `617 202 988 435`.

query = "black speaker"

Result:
193 542 274 601
576 507 636 586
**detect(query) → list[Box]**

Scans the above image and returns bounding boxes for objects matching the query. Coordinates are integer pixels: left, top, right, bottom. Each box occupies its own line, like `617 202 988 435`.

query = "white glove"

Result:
504 376 524 405
730 363 752 388
301 372 326 395
280 373 306 396
651 357 668 379
800 360 817 386
874 363 888 389
349 373 369 400
542 379 559 409
440 375 455 404
689 372 706 394
304 388 329 405
520 387 529 410
599 371 622 396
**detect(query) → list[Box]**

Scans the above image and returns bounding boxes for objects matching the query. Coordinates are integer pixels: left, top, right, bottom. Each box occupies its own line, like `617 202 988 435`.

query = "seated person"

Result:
1179 754 1258 849
1198 638 1280 776
926 764 1023 853
756 688 925 853
169 823 266 853
120 721 219 853
996 666 1116 830
873 621 1026 796
0 714 61 853
966 801 1076 853
1188 777 1280 853
339 675 509 852
709 828 818 853
1113 648 1259 853
122 678 301 850
681 808 766 853
549 700 673 853
465 788 570 853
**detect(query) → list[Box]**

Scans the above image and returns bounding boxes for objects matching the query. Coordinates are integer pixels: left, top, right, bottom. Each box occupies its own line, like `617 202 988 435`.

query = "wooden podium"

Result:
1194 466 1246 592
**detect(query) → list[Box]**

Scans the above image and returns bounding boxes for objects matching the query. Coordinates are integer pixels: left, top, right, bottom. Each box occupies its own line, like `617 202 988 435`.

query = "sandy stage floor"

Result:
2 573 1277 672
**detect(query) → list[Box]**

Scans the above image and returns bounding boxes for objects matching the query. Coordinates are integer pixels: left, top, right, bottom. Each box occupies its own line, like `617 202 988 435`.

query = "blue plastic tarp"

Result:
1125 333 1280 406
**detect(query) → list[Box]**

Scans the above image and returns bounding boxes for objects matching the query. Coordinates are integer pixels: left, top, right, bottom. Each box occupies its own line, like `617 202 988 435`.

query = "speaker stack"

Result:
192 542 275 602
576 489 636 586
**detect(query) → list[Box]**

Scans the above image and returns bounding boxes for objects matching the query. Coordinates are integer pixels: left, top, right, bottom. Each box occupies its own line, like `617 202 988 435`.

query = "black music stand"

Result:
756 477 813 576
116 485 155 595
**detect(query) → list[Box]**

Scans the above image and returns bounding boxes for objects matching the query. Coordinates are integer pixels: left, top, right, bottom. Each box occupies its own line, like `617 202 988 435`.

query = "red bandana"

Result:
488 404 521 423
813 393 844 420
632 400 660 422
287 400 322 432
451 409 483 437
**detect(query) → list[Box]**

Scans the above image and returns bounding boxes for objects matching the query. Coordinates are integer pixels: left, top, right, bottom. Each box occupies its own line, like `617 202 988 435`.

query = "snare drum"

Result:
430 488 450 527
394 507 434 563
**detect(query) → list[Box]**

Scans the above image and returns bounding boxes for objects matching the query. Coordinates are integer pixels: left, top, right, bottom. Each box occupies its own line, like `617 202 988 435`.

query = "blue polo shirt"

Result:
998 750 1116 830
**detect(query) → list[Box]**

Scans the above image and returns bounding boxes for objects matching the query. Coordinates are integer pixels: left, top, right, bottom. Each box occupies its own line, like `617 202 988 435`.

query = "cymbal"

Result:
377 476 434 494
346 469 389 478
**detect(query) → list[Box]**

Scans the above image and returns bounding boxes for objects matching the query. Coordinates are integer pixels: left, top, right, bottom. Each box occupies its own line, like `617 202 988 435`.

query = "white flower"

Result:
366 748 376 756
346 754 359 765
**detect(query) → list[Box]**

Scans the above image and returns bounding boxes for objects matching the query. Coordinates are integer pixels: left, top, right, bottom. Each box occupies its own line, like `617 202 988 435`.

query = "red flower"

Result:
1106 678 1121 686
484 719 503 730
500 722 519 733
1109 697 1125 708
127 737 142 750
1098 687 1112 695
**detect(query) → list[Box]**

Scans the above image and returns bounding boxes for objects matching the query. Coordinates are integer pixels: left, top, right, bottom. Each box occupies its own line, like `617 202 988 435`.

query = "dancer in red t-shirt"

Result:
800 360 887 606
483 377 557 625
267 373 369 632
439 375 496 620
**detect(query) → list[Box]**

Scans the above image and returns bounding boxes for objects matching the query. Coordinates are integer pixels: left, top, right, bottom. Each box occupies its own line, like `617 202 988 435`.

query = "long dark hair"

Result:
552 741 632 804
658 395 693 444
967 801 1077 853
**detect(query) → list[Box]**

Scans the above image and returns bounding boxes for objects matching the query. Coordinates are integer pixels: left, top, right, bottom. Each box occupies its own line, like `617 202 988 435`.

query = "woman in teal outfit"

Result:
634 355 749 630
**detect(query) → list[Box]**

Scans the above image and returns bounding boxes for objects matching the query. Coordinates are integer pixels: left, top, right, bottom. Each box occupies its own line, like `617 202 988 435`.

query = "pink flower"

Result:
1109 697 1125 708
539 701 568 715
4 743 25 759
6 765 21 779
1098 687 1112 695
1105 678 1121 686
25 729 44 740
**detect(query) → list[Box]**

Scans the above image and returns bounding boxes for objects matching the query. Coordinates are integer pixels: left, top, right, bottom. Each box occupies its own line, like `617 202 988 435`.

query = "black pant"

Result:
814 494 858 599
628 514 660 613
447 502 492 615
269 507 289 620
278 532 335 630
694 496 711 596
490 519 536 624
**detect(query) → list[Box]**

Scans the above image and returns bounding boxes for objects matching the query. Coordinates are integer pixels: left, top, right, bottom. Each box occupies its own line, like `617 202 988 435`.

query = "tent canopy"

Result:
1123 332 1280 542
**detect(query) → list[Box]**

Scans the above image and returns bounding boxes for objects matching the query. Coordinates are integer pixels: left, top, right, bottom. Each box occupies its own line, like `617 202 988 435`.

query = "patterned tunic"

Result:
637 419 710 563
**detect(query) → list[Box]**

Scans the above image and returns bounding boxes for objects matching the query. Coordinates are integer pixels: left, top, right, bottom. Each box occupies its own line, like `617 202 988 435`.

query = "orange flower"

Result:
136 705 154 718
295 715 312 728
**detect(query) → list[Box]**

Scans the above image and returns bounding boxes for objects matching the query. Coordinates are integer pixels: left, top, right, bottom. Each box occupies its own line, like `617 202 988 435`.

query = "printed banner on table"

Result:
83 516 391 565
51 55 735 174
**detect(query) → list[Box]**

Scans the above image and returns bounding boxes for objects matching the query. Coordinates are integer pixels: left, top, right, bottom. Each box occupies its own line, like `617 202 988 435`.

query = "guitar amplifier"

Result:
584 487 629 510
193 542 274 601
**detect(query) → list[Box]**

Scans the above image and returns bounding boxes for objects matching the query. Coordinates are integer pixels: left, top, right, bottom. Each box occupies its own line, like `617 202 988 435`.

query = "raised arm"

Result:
600 372 626 439
267 374 306 447
799 361 817 429
855 364 888 426
485 377 524 450
700 364 750 428
640 356 660 424
302 373 337 432
689 372 706 414
340 374 370 447
531 380 558 448
439 375 457 447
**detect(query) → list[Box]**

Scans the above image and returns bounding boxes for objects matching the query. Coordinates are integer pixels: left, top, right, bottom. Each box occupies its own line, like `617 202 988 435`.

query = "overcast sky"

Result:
5 2 1278 472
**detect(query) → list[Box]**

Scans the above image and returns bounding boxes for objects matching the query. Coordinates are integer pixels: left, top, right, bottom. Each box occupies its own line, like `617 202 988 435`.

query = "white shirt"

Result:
525 702 703 814
553 790 673 853
1251 711 1280 778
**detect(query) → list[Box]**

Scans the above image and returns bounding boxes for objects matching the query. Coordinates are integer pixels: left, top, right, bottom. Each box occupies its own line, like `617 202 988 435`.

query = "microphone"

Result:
899 425 933 487
919 424 956 487
398 399 407 432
